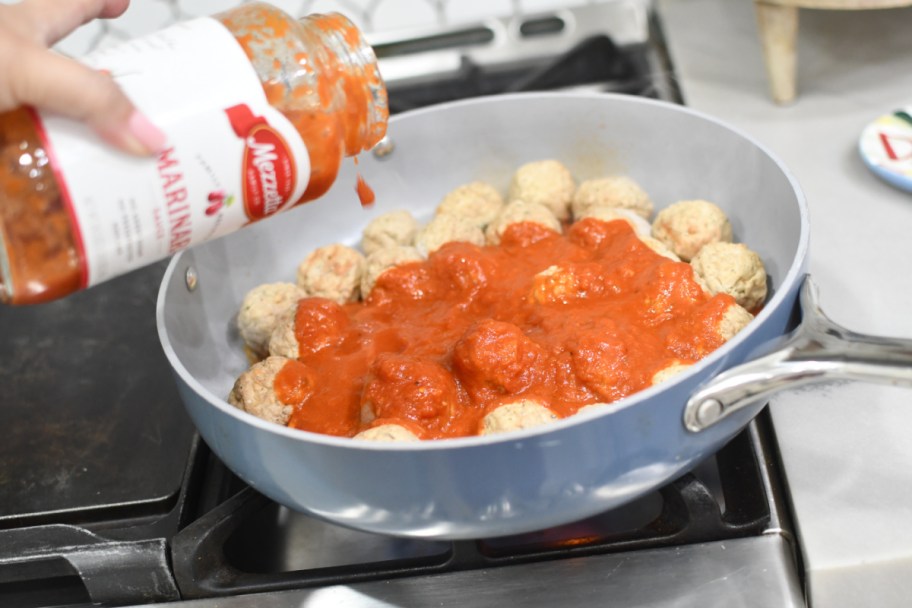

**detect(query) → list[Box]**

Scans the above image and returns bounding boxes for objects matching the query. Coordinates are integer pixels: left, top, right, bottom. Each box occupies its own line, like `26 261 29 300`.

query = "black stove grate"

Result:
167 422 771 599
0 435 207 607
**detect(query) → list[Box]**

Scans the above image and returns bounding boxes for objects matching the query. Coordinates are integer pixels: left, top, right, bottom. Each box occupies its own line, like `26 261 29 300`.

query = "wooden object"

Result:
754 0 912 103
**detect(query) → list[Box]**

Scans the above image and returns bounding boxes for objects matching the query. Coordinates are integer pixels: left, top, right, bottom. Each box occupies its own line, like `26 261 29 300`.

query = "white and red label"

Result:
225 104 300 221
34 18 310 287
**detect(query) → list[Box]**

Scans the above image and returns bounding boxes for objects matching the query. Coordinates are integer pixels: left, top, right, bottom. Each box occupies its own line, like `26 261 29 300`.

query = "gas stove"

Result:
0 2 805 606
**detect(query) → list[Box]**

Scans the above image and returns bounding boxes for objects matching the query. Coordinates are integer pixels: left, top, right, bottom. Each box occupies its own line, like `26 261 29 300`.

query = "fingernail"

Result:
126 110 168 155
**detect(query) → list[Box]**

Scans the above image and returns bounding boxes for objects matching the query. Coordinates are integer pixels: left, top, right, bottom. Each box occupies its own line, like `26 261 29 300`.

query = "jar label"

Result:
34 18 310 287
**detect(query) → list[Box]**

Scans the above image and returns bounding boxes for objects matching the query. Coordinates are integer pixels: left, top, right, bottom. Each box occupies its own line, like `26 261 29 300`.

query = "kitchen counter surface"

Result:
657 1 912 606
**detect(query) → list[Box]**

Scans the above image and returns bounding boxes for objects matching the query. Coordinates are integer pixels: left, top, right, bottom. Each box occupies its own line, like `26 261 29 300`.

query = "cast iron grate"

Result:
169 423 771 599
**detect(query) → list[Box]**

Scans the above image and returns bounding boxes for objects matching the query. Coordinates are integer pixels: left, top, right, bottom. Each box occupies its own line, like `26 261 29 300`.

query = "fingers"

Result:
10 47 166 155
7 0 131 46
0 0 164 156
95 0 131 20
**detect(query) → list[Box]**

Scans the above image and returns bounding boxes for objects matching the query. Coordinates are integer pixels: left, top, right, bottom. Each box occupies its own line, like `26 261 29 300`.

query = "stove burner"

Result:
164 424 771 599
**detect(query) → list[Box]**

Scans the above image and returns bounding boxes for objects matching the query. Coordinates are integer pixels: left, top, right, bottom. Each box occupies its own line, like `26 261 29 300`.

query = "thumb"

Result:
11 46 167 156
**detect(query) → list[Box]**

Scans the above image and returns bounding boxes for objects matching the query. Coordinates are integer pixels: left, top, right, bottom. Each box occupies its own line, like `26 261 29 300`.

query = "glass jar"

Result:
0 3 388 305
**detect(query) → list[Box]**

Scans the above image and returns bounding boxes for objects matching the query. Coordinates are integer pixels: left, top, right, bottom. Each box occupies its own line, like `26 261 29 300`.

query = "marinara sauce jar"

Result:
0 3 388 305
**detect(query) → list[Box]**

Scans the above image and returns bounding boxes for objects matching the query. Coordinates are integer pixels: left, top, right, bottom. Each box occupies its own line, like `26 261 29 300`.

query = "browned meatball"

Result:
637 262 706 326
508 160 576 220
436 181 505 228
360 354 463 435
237 282 306 356
639 236 681 261
570 319 640 403
690 242 768 311
354 423 421 442
479 399 559 435
429 243 496 298
485 199 561 245
530 263 606 305
228 356 314 426
651 360 693 385
571 176 654 219
651 199 733 261
361 245 424 298
575 206 652 236
268 297 350 360
296 244 365 304
666 300 754 360
415 213 485 257
361 210 420 256
453 319 548 400
717 303 754 341
575 402 610 416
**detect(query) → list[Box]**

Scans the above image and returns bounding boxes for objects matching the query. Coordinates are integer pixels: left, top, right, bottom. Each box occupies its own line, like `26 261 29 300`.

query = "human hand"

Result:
0 0 166 155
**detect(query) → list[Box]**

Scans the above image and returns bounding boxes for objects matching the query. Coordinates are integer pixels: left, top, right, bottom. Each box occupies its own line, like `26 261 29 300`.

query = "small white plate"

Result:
859 106 912 193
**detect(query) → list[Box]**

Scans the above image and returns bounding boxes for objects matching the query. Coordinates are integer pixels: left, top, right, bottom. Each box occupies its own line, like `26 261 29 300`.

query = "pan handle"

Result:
684 276 912 432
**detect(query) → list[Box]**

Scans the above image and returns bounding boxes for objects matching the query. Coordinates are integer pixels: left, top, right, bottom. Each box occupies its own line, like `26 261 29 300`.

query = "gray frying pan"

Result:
156 92 912 539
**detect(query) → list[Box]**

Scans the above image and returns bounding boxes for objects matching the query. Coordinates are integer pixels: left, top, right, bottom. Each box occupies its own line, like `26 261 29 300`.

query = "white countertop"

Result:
658 1 912 606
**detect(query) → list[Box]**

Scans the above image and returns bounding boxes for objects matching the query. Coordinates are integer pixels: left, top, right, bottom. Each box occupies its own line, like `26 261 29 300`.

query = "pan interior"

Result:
158 93 806 443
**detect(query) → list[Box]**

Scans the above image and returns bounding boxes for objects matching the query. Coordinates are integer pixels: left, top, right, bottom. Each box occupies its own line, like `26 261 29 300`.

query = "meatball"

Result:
430 242 494 293
651 199 733 261
268 297 349 359
651 360 693 385
237 282 306 356
296 244 365 304
570 319 641 403
267 316 299 360
360 354 462 434
690 242 768 311
354 423 420 442
667 300 754 361
507 160 576 220
361 210 420 256
637 261 707 326
571 176 653 219
436 181 505 228
531 265 580 305
480 399 559 435
361 245 424 298
575 402 610 415
718 302 754 341
530 263 604 305
228 356 310 426
575 206 652 236
638 236 681 262
453 319 548 399
415 213 485 257
485 199 561 245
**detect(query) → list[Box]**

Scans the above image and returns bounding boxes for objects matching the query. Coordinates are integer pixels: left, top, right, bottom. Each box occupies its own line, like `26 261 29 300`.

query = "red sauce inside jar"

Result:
272 219 738 440
220 8 387 208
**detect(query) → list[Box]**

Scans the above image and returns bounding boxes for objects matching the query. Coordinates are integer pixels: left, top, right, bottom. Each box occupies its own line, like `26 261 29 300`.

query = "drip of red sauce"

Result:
355 174 375 207
352 158 375 207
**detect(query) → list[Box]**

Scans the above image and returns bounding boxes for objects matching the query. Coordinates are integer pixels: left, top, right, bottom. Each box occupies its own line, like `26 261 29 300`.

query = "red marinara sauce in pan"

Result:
273 219 739 439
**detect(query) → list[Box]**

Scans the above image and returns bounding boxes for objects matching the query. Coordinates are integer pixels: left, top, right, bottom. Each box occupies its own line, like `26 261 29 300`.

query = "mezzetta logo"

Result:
225 104 297 220
247 133 284 216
